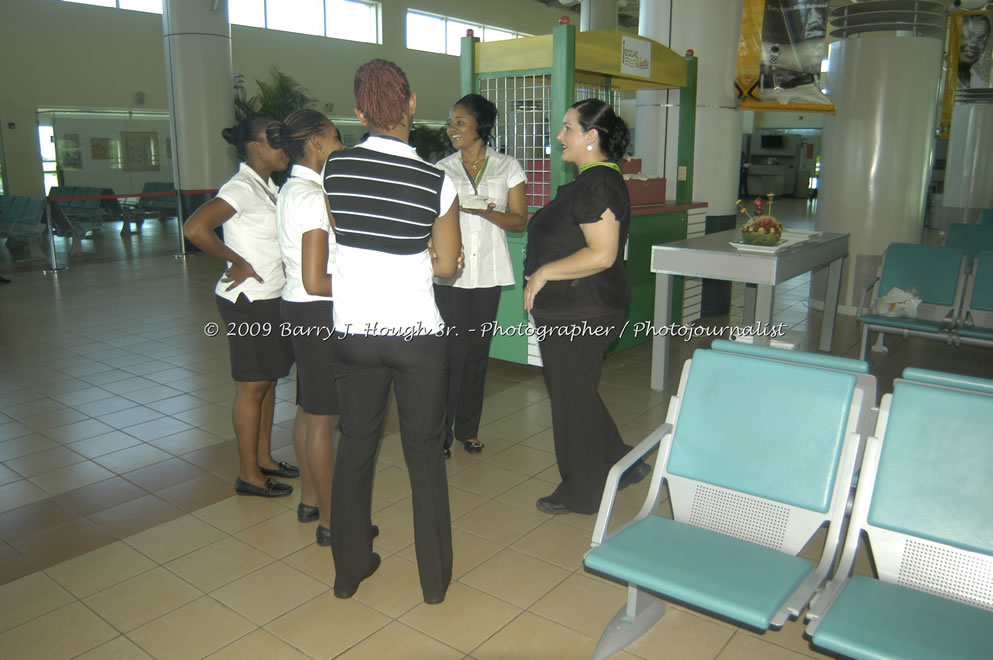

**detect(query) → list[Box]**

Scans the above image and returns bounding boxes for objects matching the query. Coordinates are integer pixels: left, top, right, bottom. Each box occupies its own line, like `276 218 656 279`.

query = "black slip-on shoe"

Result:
234 477 293 498
260 461 300 478
536 496 570 515
618 461 652 491
297 503 319 523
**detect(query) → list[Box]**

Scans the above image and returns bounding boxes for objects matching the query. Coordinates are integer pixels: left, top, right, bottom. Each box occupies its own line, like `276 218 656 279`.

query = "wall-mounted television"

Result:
760 135 784 150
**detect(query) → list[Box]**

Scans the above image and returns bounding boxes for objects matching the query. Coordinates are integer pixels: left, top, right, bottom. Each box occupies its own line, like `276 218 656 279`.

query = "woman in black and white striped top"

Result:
322 59 461 605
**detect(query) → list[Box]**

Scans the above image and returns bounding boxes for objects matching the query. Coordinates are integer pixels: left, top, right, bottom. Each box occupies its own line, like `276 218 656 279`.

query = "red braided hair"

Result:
354 59 411 130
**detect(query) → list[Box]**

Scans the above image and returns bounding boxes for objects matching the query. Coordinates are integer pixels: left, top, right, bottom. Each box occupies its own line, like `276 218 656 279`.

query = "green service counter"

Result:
489 201 708 366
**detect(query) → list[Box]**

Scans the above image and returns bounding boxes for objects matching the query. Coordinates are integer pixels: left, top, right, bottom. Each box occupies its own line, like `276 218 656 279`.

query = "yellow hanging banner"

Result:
734 0 835 114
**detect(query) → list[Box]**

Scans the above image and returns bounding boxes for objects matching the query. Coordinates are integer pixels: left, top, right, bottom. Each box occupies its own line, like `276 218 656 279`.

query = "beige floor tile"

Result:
453 500 545 546
29 461 115 496
530 573 626 636
151 427 228 455
460 548 570 609
234 509 314 559
477 415 548 442
625 606 738 659
717 631 823 660
74 635 153 659
165 537 274 592
145 394 213 416
21 408 89 432
0 463 19 486
517 427 555 452
399 582 521 654
211 562 327 625
494 476 557 512
0 571 75 634
67 431 143 459
371 465 413 505
45 541 157 598
93 444 172 473
0 602 117 660
43 418 117 445
206 629 309 660
352 555 425 618
265 591 390 659
0 434 59 462
447 463 529 499
83 566 203 632
0 479 51 513
473 611 625 660
192 494 287 534
534 464 560 484
281 543 335 586
482 444 557 476
128 596 256 660
367 502 415 554
511 519 595 570
336 621 463 660
3 446 85 477
445 485 489 520
736 614 833 658
124 514 227 564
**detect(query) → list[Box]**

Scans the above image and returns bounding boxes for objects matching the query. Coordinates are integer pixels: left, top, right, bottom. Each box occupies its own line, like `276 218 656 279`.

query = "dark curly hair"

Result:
570 99 630 161
221 115 276 159
265 109 332 162
453 94 497 145
354 59 411 131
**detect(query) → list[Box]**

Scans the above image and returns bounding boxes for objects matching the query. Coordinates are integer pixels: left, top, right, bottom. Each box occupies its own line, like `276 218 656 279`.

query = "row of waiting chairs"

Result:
0 196 48 259
857 238 993 358
583 341 992 659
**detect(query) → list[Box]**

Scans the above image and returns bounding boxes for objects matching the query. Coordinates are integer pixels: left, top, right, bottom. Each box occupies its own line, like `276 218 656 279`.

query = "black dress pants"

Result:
433 284 502 447
329 333 453 598
533 310 631 514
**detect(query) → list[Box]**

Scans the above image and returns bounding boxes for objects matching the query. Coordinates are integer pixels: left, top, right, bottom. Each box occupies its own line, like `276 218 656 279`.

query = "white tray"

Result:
729 237 809 253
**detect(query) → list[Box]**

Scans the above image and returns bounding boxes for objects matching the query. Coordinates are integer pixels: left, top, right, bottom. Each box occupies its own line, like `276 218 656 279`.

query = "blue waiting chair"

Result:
583 349 865 659
954 250 993 348
902 366 993 395
806 379 993 659
945 223 993 263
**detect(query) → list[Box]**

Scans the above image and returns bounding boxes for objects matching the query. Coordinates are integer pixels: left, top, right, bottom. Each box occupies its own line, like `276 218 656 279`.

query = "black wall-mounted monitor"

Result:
760 135 784 149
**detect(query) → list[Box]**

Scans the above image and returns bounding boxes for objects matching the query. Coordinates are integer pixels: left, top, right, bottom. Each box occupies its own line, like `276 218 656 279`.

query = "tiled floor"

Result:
1 204 992 658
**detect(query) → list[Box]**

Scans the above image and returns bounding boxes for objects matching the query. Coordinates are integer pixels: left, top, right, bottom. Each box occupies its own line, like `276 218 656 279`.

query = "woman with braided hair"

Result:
323 59 461 603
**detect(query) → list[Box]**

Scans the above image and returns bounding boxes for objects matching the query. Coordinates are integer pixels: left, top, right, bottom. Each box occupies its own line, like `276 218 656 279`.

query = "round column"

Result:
162 0 236 251
943 90 993 224
812 5 944 312
580 0 617 31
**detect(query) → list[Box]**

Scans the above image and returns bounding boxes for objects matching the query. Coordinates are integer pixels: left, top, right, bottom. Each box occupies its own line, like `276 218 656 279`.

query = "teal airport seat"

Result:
857 243 967 360
583 349 865 659
806 380 993 660
945 223 993 263
902 366 993 395
954 250 993 348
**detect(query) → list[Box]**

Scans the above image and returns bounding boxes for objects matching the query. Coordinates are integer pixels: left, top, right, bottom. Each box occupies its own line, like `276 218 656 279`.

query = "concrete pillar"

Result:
162 0 237 245
580 0 617 31
634 0 743 320
812 35 943 312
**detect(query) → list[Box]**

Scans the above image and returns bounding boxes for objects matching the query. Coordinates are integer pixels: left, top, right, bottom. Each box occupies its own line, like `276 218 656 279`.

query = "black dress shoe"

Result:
234 477 293 498
536 495 570 515
260 461 300 478
333 553 381 598
462 439 484 454
316 524 379 547
618 461 652 491
297 503 319 523
423 590 447 605
443 447 451 458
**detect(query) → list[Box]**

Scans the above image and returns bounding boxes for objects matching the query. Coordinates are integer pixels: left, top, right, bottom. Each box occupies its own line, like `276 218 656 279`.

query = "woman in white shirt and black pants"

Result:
183 116 298 498
435 94 527 457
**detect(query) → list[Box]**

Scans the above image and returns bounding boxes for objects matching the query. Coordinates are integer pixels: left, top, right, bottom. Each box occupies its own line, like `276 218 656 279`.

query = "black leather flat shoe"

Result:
333 553 381 599
297 503 319 523
618 461 652 491
260 461 300 478
536 495 570 515
234 477 293 498
462 439 484 454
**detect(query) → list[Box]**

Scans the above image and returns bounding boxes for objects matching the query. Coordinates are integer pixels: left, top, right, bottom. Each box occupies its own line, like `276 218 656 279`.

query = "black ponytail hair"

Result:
221 115 276 159
453 93 498 145
265 109 333 163
570 98 630 161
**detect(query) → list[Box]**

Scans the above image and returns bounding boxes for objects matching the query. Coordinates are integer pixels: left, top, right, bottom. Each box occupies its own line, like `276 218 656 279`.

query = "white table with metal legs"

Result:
649 229 849 391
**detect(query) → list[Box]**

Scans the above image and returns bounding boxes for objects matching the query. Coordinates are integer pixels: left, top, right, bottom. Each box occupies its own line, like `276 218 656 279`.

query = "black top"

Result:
323 145 446 255
524 165 631 319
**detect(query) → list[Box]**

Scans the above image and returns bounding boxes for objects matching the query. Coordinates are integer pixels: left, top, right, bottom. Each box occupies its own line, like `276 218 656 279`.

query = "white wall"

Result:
0 0 573 196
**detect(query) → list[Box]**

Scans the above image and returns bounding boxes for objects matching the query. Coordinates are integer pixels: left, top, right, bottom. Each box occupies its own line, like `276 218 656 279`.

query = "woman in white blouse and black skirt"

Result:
183 116 298 498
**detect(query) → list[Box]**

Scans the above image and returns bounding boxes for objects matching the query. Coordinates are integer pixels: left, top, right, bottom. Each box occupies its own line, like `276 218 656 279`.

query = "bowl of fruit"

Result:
738 195 783 245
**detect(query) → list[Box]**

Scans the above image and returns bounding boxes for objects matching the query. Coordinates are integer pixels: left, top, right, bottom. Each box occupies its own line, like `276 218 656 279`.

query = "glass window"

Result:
483 27 515 43
118 0 161 13
61 0 116 7
445 19 479 56
326 0 379 43
229 0 266 28
407 12 445 54
266 0 325 37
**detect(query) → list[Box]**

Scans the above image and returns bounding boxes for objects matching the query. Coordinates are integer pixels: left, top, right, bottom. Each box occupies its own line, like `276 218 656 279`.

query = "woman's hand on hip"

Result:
222 261 264 291
523 269 546 311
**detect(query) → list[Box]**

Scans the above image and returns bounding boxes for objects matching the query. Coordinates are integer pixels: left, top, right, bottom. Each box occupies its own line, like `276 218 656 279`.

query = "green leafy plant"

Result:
409 123 454 163
235 67 316 122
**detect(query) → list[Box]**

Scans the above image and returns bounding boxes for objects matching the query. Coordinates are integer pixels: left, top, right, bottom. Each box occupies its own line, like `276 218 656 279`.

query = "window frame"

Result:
405 9 531 56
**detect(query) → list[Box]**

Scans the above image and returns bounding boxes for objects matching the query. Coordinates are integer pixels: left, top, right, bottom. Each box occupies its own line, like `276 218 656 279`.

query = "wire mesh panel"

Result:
576 73 619 106
480 74 552 208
